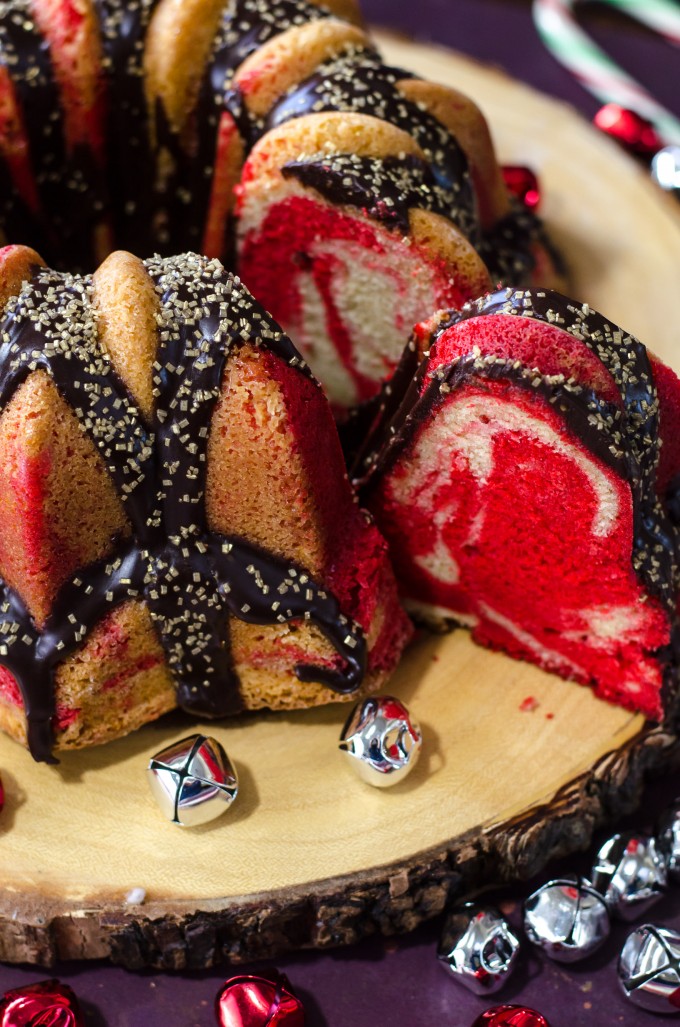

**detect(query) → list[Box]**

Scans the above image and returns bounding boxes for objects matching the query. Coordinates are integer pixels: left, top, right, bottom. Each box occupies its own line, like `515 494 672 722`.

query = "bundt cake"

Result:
357 288 680 721
0 243 411 762
0 0 561 417
5 0 668 759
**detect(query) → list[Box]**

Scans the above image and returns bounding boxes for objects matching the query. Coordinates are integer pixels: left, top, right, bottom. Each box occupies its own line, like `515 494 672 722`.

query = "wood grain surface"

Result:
1 37 679 969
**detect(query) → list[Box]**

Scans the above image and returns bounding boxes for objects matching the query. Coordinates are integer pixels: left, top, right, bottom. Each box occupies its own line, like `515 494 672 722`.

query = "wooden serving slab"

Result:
1 37 680 971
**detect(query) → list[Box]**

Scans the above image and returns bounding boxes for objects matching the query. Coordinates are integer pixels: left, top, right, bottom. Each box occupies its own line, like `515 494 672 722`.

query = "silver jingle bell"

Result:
339 695 422 787
591 832 667 920
147 733 238 827
658 799 680 883
618 924 680 1014
523 877 610 963
651 146 680 198
437 902 521 995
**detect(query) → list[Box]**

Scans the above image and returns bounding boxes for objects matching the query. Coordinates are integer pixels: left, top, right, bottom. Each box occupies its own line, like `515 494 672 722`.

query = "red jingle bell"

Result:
0 979 84 1026
501 166 541 211
215 972 305 1027
471 1005 551 1027
593 104 662 158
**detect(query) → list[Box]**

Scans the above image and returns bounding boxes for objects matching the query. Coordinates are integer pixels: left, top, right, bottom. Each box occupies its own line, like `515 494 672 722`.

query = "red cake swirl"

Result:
359 289 680 721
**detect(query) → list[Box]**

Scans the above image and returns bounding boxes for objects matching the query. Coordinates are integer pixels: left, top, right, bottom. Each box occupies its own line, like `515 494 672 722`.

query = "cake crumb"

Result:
519 696 540 712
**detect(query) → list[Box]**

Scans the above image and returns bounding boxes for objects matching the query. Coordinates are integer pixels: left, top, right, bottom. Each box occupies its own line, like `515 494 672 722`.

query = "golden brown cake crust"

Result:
144 0 228 137
93 251 160 421
397 78 511 228
145 0 363 135
409 208 492 296
0 245 45 309
240 110 425 202
206 345 327 576
0 370 129 627
235 21 368 119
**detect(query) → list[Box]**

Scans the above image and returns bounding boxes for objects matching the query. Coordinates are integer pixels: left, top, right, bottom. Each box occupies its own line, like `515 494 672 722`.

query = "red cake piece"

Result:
237 112 492 414
361 288 680 720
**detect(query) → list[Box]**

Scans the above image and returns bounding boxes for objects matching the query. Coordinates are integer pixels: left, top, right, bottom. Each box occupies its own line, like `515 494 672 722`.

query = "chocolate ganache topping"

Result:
281 153 462 237
262 48 477 241
0 253 366 762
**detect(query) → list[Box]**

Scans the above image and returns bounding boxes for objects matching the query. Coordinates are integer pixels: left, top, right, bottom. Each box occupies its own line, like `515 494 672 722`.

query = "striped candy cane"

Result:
533 0 680 146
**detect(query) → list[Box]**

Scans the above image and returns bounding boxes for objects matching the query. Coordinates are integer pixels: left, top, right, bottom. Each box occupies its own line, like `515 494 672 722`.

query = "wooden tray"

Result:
1 37 680 971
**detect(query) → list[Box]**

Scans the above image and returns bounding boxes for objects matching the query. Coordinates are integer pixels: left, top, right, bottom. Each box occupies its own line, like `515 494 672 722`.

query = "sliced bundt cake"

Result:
358 288 680 720
0 0 562 418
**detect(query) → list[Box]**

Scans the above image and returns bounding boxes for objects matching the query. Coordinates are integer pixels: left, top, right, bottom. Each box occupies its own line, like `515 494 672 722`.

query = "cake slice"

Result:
360 288 680 720
0 244 410 761
245 48 561 287
233 39 562 416
237 111 492 414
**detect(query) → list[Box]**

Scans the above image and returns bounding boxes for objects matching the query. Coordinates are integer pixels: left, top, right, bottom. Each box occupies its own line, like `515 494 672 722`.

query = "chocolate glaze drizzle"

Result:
282 153 464 237
263 48 477 240
0 254 366 762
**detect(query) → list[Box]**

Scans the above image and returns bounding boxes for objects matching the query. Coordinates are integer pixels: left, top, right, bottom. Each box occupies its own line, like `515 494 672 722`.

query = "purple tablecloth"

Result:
2 2 679 1024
